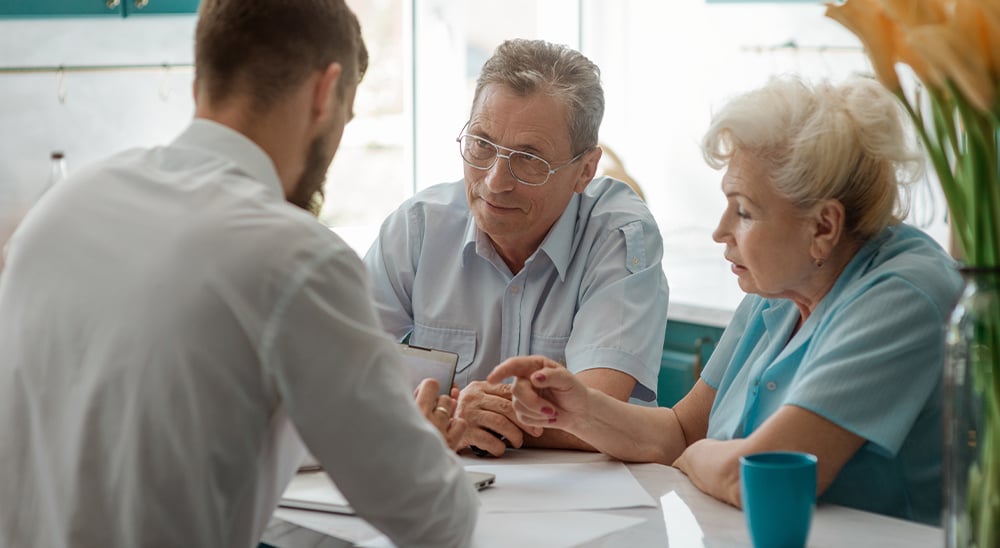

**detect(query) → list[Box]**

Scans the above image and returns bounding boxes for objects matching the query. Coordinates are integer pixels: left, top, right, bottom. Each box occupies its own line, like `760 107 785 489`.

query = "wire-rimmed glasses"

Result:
456 125 590 187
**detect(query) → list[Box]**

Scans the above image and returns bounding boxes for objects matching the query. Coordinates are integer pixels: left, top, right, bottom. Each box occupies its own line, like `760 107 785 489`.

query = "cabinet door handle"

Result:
106 0 120 8
135 0 149 8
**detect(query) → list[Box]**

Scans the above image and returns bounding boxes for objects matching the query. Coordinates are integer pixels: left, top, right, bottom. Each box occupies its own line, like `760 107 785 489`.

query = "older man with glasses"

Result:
363 38 669 457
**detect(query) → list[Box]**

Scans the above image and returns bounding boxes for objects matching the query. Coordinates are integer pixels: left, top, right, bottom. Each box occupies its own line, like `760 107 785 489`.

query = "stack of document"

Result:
276 459 656 547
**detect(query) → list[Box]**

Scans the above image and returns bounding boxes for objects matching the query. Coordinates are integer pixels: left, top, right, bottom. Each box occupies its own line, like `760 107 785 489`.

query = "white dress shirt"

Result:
0 119 476 548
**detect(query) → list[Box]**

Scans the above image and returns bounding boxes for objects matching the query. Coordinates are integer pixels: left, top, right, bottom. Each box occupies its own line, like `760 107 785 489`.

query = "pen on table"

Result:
297 464 323 473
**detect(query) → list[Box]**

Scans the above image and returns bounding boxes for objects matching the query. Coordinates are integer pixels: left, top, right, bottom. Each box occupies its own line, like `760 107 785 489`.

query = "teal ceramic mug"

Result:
739 451 818 548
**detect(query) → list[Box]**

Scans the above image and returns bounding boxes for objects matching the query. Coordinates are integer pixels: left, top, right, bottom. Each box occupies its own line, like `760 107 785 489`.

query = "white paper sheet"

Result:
275 508 646 548
273 507 382 545
273 460 654 546
279 471 354 514
464 461 657 513
279 469 496 515
364 511 644 548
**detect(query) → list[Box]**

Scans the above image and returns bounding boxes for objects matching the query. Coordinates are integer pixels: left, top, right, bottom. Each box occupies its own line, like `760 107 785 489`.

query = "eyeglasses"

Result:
456 124 591 187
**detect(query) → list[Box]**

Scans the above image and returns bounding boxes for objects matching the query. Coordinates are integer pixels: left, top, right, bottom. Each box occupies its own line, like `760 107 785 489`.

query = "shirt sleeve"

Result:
362 204 419 342
564 218 669 402
786 276 949 456
260 243 476 548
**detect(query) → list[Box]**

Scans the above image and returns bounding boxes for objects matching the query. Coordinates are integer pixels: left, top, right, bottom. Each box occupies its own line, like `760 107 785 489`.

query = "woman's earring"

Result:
814 258 825 268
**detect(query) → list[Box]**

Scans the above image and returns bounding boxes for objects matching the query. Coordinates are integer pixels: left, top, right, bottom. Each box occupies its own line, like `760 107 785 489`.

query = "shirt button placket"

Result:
502 282 525 358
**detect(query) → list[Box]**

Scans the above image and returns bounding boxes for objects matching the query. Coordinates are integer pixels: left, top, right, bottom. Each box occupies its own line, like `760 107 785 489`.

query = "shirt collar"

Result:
172 118 285 202
460 192 580 281
461 215 479 265
537 193 580 281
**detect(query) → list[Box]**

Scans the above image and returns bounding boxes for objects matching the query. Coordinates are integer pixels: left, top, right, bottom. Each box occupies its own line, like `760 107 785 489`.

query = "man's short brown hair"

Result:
195 0 368 111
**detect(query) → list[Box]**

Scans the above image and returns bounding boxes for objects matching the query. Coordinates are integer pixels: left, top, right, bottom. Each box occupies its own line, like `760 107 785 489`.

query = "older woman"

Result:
488 76 962 525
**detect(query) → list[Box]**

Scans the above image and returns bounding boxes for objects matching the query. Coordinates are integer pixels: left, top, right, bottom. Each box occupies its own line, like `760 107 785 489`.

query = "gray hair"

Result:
702 75 922 240
472 39 604 155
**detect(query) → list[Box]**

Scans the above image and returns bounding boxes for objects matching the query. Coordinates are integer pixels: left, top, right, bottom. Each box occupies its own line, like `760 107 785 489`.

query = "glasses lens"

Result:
460 135 497 168
508 152 551 185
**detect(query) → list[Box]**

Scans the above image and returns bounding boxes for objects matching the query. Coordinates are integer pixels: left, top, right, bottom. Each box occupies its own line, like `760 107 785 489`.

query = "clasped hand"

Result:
485 356 590 440
453 380 527 457
420 356 591 456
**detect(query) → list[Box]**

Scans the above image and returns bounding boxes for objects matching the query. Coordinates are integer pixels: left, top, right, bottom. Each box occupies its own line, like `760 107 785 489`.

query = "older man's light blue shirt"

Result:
363 177 668 401
702 224 962 524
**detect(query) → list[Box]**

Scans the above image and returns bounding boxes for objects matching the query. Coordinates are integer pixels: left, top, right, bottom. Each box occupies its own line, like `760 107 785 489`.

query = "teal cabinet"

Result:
0 0 122 16
124 0 199 16
657 319 725 407
0 0 198 17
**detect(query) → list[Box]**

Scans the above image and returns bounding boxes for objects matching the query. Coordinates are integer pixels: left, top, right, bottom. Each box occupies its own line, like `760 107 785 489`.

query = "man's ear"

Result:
311 62 343 123
810 198 845 261
573 147 603 193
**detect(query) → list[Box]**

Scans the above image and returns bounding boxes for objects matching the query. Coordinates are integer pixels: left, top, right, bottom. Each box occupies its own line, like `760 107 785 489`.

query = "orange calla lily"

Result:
963 0 1000 84
983 0 1000 21
908 24 994 113
891 20 941 87
878 0 948 26
826 0 902 92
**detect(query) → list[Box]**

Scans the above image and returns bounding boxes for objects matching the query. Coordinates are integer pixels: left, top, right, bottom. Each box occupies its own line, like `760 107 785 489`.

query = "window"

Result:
328 0 581 251
2 1 945 311
326 0 947 311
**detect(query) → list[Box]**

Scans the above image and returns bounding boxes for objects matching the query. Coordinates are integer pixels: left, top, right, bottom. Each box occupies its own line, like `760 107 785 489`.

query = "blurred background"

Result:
0 0 948 313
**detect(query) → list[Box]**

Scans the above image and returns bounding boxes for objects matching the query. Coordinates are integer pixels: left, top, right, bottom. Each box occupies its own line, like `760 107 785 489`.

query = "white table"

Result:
261 448 943 547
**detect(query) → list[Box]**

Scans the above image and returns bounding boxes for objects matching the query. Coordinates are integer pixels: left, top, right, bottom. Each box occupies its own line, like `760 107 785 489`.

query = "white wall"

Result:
581 0 947 311
0 5 948 313
0 15 198 248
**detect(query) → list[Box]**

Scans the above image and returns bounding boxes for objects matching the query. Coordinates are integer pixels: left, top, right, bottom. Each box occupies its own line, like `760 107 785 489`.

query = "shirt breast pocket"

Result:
529 333 570 366
411 322 477 373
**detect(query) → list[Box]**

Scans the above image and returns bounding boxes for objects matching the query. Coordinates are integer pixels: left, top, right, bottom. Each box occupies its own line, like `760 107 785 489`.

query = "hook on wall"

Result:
1 62 196 104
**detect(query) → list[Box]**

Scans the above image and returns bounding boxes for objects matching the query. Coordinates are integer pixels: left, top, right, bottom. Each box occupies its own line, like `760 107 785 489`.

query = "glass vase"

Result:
944 267 1000 548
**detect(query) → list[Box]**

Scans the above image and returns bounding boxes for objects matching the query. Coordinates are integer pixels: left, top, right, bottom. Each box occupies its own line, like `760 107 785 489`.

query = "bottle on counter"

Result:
46 151 67 193
4 151 68 269
30 151 67 206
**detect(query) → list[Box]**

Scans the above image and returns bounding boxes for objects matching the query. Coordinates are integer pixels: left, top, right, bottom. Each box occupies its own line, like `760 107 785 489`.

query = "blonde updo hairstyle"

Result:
702 76 922 241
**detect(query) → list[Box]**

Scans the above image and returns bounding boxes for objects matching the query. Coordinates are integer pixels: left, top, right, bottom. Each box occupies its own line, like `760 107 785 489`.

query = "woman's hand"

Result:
415 378 467 452
487 355 590 437
672 438 745 508
671 405 867 508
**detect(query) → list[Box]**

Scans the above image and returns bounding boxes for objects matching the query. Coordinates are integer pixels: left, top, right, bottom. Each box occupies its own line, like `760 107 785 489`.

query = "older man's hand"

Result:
415 378 467 452
455 381 527 457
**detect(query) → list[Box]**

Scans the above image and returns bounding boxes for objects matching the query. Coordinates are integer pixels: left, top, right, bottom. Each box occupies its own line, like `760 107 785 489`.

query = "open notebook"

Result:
279 469 495 515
